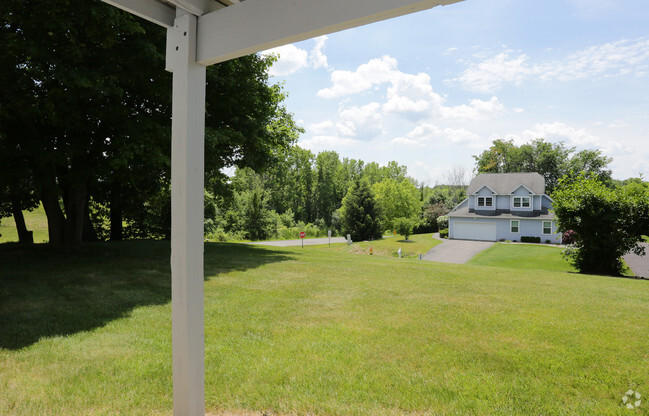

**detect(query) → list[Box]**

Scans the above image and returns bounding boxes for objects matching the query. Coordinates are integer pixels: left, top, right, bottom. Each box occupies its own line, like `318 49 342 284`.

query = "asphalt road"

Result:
249 236 348 247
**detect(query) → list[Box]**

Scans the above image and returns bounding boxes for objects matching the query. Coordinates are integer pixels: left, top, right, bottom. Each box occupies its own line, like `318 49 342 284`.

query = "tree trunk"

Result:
11 200 33 244
41 172 66 245
63 181 87 246
110 183 123 241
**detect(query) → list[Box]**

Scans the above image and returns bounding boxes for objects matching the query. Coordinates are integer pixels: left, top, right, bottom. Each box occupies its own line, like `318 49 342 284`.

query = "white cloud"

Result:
309 36 330 70
442 128 483 146
410 161 444 185
392 137 427 147
391 123 483 148
538 38 649 82
453 53 532 93
520 121 635 155
299 135 359 151
319 55 506 122
441 96 506 121
336 102 384 139
522 122 598 146
263 44 308 76
317 55 398 98
453 38 649 93
263 36 332 76
308 120 334 135
383 72 443 121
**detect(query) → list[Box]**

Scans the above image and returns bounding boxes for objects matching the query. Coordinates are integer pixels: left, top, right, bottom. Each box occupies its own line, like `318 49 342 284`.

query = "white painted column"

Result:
166 12 206 416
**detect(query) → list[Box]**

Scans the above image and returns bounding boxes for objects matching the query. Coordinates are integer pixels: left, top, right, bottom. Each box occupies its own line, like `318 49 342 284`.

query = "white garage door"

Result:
453 221 497 241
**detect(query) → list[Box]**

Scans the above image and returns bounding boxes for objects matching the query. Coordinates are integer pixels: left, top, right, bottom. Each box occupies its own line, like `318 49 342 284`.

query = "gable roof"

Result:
467 173 545 195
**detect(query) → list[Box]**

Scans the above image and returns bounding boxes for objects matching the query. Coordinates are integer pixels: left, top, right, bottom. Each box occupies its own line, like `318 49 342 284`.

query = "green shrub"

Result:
436 215 448 230
439 228 449 238
394 217 417 240
521 236 541 243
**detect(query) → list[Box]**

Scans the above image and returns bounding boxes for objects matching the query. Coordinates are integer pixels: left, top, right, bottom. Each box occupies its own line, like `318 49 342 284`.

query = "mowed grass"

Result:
0 204 49 244
336 233 442 259
468 242 577 272
2 241 649 415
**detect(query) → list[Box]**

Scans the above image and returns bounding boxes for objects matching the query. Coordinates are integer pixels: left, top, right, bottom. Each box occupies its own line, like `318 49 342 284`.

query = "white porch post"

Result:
167 12 206 416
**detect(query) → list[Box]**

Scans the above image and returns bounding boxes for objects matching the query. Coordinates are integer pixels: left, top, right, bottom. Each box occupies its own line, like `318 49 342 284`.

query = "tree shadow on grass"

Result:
0 241 292 350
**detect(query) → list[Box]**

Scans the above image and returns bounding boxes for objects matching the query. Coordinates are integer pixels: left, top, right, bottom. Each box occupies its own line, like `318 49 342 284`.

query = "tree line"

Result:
203 147 464 242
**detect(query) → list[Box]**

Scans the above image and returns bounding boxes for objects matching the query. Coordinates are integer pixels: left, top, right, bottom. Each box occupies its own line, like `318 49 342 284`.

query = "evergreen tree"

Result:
341 180 381 241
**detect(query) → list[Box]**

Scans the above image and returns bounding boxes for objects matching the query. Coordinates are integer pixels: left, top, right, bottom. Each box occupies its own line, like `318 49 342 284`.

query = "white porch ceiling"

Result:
103 0 461 65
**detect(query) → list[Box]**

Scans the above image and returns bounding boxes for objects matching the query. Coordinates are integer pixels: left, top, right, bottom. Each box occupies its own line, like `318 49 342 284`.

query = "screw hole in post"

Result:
184 32 187 36
175 46 179 51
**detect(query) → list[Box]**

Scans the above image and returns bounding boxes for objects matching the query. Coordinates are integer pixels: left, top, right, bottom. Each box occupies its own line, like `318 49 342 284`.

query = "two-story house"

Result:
447 172 562 243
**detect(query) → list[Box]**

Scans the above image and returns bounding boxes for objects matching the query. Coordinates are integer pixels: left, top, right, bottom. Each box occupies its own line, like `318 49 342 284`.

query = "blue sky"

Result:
262 0 649 185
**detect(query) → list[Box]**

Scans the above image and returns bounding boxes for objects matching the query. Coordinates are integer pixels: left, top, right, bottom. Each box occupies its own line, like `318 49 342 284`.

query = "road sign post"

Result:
328 229 331 246
299 231 305 248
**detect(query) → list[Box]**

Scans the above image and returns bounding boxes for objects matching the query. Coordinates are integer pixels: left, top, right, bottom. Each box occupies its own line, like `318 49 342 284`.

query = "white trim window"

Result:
477 196 493 208
542 221 552 235
512 196 531 208
511 220 520 233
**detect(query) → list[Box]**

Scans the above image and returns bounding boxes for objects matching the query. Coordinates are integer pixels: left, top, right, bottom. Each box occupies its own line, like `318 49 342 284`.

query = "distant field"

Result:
0 205 49 244
2 240 648 415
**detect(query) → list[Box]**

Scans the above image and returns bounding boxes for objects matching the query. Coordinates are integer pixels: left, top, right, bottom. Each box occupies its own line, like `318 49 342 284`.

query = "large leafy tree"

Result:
373 178 421 231
263 145 315 223
314 151 344 226
0 0 158 245
552 174 649 276
0 0 298 244
473 138 612 194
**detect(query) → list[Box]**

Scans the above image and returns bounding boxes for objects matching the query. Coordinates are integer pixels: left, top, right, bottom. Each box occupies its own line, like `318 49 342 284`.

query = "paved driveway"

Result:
623 243 649 278
423 238 494 264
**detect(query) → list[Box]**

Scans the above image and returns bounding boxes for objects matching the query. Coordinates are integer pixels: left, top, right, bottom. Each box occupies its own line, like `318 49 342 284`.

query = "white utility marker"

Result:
97 0 463 415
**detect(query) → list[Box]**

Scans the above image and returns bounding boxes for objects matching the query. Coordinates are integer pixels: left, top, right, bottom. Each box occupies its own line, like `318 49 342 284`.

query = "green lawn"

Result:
334 232 442 259
2 240 649 415
0 204 49 244
468 242 577 272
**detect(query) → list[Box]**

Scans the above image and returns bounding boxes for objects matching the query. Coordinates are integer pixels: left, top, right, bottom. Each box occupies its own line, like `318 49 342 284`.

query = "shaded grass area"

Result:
0 242 291 350
0 204 49 244
2 241 649 415
334 232 441 259
468 242 577 272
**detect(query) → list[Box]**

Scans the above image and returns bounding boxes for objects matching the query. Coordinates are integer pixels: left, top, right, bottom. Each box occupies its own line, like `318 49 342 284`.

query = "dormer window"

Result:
477 196 493 208
513 196 531 208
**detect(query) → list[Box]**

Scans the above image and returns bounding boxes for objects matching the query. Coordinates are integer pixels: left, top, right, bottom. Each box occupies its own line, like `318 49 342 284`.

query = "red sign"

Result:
299 231 306 239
